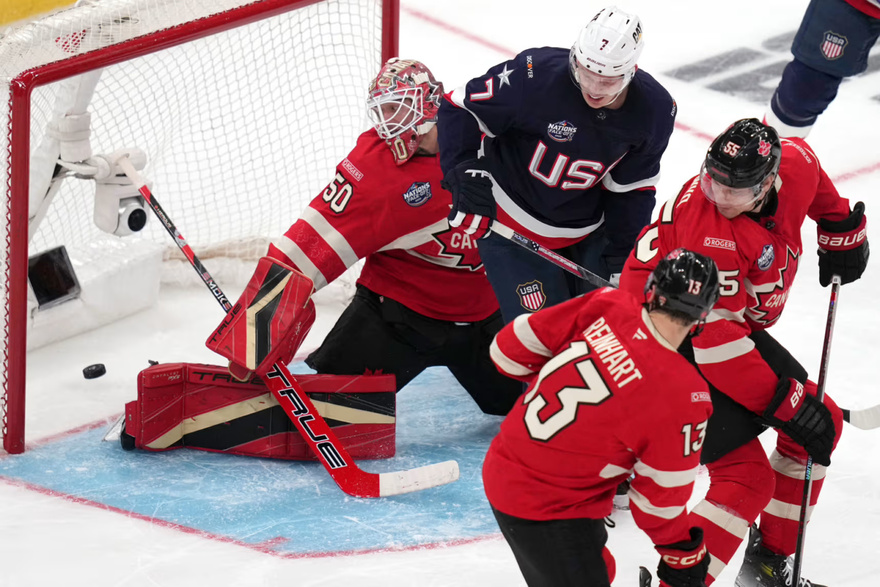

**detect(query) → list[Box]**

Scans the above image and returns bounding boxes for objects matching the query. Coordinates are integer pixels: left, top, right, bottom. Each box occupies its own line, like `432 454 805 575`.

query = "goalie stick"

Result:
116 156 460 498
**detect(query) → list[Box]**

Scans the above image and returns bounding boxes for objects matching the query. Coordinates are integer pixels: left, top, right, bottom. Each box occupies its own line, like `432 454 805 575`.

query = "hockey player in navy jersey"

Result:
764 0 880 138
438 5 677 323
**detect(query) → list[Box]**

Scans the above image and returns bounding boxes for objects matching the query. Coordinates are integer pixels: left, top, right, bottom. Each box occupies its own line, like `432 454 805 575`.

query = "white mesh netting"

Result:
0 0 387 451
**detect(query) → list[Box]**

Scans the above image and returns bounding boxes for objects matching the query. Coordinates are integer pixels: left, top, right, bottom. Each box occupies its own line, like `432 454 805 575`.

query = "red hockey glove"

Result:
655 527 709 587
442 158 496 240
206 256 316 379
763 378 835 466
817 201 868 287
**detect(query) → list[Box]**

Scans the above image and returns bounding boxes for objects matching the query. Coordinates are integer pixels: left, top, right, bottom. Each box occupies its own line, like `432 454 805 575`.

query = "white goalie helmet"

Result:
569 6 644 93
366 58 444 165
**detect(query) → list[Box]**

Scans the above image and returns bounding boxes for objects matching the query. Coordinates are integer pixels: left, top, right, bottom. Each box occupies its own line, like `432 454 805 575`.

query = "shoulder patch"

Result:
403 182 432 207
341 158 363 181
691 391 711 403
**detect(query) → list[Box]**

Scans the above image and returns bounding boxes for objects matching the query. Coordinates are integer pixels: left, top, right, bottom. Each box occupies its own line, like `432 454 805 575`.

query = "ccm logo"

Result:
818 229 867 249
662 544 707 568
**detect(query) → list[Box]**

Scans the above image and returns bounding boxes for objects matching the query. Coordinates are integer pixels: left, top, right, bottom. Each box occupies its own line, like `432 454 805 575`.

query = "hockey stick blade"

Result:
117 156 460 497
843 404 880 430
260 360 459 497
492 223 614 289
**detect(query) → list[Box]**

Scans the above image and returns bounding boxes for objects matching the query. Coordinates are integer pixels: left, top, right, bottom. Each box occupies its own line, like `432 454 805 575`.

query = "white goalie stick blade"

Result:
378 460 460 497
102 413 125 442
843 404 880 430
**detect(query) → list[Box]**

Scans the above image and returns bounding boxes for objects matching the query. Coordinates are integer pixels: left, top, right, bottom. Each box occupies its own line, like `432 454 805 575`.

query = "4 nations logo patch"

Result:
757 244 775 271
517 280 546 312
547 120 577 142
402 182 432 207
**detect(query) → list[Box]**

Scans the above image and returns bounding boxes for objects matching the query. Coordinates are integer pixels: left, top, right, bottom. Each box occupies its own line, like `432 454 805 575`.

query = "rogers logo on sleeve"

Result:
703 236 736 251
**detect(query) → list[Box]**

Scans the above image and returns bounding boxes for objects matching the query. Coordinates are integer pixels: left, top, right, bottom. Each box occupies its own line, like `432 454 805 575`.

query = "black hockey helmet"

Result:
704 118 781 189
644 248 720 323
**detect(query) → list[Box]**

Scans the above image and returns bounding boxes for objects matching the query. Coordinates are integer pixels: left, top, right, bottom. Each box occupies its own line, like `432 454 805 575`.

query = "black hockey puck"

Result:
83 363 106 379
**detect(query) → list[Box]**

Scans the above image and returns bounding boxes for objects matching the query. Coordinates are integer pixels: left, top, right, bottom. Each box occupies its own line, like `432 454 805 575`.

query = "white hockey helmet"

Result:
570 6 644 91
367 58 444 165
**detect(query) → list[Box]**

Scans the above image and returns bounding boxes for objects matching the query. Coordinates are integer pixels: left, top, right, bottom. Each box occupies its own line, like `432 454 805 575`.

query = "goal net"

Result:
0 0 398 453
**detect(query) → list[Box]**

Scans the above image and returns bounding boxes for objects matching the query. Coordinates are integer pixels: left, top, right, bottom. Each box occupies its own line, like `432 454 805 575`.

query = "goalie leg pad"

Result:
124 363 397 460
206 257 316 374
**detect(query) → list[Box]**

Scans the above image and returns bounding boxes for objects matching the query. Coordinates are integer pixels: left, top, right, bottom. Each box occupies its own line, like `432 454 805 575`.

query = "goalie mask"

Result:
569 6 644 102
367 58 444 165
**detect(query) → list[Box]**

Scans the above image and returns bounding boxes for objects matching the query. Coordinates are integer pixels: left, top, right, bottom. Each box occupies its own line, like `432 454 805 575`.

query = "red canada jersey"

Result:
483 288 711 547
268 131 498 322
620 138 852 413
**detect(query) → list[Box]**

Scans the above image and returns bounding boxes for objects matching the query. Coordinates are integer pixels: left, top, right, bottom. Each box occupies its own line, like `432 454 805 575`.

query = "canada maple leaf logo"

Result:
758 140 772 157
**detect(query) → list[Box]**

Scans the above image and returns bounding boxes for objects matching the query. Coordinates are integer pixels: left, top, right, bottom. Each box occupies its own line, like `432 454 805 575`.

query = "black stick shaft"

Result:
791 275 840 584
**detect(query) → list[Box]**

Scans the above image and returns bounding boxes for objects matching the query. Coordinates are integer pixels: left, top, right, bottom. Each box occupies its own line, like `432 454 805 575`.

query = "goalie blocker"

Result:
207 256 316 380
123 362 397 460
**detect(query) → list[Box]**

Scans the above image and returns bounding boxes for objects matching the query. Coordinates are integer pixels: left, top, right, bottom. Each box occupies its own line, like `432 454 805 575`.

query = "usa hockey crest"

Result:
402 182 432 207
820 31 847 60
517 280 546 312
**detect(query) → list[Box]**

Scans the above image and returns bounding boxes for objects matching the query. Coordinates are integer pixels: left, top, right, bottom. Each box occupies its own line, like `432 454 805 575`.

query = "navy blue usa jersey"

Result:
438 47 676 260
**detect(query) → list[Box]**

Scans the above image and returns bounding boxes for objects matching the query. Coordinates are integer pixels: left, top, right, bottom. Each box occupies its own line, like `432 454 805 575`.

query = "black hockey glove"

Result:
442 158 496 240
817 201 868 287
655 527 709 587
763 378 835 466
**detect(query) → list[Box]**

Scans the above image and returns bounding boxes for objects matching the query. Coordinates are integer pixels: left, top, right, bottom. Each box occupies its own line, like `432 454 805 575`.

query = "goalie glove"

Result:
817 201 868 287
206 257 316 379
763 378 835 466
442 158 496 240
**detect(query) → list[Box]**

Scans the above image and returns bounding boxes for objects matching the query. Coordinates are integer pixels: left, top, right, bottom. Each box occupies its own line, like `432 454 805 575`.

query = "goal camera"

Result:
93 175 149 237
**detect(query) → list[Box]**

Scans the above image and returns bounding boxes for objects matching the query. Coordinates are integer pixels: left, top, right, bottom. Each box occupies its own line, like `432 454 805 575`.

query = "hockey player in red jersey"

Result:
620 119 869 586
484 249 721 587
223 58 521 415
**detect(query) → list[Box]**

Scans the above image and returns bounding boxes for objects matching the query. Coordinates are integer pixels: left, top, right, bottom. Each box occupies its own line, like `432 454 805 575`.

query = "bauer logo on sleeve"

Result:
403 182 432 207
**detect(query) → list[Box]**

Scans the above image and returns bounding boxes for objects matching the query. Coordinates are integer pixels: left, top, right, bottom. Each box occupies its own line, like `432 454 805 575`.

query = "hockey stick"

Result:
842 405 880 430
791 274 840 585
491 222 614 289
117 157 460 497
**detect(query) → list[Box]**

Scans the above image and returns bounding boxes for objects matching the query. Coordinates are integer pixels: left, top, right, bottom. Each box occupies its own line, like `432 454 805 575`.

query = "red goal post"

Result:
0 0 399 454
